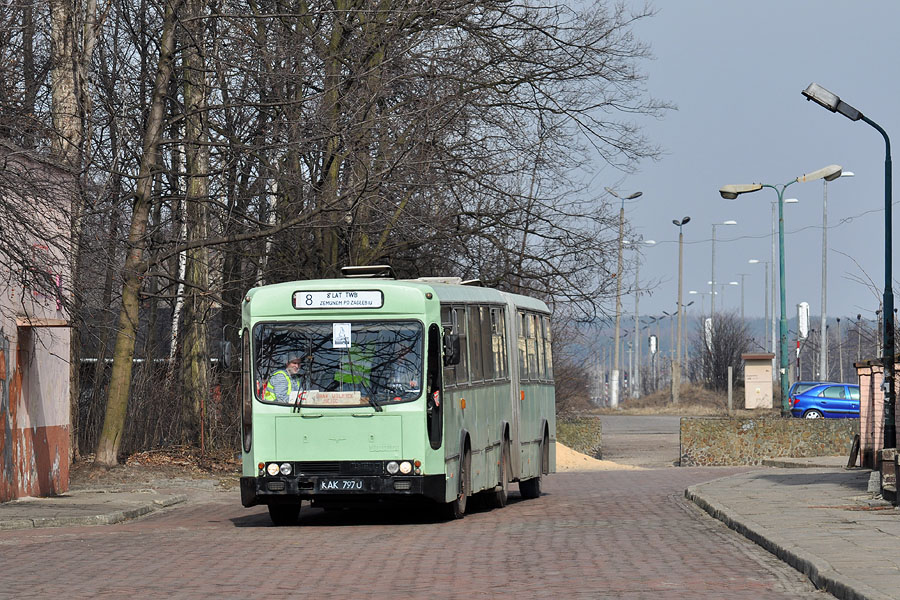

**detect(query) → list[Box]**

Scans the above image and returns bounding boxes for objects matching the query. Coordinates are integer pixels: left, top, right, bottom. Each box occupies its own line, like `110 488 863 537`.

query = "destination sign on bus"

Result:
292 290 384 310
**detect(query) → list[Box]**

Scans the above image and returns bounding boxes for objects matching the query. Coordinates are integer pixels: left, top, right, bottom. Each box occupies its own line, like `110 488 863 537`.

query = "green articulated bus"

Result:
239 266 556 524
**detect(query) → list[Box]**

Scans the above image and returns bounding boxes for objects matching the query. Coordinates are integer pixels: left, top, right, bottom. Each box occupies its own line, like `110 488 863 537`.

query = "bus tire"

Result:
487 441 509 509
268 502 301 526
446 448 471 519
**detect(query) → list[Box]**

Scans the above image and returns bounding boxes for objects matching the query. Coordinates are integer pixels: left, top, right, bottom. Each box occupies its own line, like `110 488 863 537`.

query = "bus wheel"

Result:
446 449 471 519
268 502 301 526
487 442 509 509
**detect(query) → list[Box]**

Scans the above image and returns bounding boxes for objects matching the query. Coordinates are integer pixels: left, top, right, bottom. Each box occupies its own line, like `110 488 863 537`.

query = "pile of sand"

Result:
555 442 643 471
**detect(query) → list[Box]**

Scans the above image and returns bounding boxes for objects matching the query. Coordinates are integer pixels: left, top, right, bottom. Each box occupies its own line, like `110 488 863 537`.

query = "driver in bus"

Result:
264 353 303 404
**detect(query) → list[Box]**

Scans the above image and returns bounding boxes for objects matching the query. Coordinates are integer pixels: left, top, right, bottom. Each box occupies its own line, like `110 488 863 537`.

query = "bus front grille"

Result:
296 461 341 474
295 461 384 475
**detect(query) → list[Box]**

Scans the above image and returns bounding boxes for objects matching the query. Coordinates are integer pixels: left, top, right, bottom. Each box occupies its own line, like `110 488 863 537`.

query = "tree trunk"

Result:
180 0 211 444
94 0 183 466
50 0 85 463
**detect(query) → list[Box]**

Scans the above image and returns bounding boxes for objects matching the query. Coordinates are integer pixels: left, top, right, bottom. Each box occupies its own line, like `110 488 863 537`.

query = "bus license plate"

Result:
319 479 363 491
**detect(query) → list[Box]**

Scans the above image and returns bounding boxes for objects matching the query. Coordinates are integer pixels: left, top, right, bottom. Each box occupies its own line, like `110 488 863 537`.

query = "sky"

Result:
599 1 900 329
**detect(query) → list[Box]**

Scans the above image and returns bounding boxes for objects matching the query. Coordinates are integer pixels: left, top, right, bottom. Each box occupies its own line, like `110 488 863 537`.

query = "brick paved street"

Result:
0 467 832 599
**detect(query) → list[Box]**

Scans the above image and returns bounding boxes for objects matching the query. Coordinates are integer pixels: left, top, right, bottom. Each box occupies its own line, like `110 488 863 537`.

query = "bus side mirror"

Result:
223 341 234 369
443 333 460 366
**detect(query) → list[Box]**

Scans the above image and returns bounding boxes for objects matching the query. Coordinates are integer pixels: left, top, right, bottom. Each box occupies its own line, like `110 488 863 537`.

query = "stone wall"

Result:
557 417 602 459
680 417 859 466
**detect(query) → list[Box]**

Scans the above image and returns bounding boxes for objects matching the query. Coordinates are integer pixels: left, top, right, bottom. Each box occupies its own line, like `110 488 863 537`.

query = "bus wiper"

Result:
367 393 383 412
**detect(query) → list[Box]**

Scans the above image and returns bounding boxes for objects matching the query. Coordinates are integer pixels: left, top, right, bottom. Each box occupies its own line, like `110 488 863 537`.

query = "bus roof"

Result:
245 278 551 315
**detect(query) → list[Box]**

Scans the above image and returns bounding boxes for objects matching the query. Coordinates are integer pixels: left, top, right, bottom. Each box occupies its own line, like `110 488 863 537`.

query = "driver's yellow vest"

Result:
264 370 293 402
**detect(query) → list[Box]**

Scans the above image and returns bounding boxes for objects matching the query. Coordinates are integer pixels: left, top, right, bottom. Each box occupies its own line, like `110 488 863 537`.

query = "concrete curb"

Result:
761 458 852 469
0 494 187 530
686 484 891 600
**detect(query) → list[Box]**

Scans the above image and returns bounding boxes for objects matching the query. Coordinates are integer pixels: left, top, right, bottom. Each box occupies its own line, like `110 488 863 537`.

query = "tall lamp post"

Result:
748 259 770 352
802 82 894 447
819 171 854 382
727 281 741 316
771 198 798 359
836 317 844 381
625 238 656 398
689 289 713 315
711 220 737 322
606 187 642 408
736 275 749 322
672 216 691 405
720 163 843 415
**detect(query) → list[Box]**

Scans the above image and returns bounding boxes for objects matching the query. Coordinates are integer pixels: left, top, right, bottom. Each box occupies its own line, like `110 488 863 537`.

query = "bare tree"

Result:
95 0 183 466
2 0 669 461
688 311 753 392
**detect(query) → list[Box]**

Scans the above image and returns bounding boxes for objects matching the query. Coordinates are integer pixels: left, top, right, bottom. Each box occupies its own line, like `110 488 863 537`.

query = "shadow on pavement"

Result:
755 470 870 491
229 493 536 528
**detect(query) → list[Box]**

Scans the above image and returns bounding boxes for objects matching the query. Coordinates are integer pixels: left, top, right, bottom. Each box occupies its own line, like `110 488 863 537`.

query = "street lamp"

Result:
672 216 691 405
689 289 713 315
606 187 642 409
836 317 843 382
735 275 749 322
720 163 843 415
802 82 894 448
625 238 656 398
711 220 737 322
819 171 854 382
727 281 740 317
748 259 770 352
770 198 798 357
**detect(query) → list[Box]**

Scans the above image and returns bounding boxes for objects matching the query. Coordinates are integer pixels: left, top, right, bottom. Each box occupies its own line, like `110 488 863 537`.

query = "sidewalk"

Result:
687 457 899 600
0 488 188 530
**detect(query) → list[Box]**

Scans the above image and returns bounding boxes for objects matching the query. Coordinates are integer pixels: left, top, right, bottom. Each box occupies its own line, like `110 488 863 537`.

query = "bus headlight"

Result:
266 463 280 476
280 463 292 475
399 461 412 474
386 461 400 475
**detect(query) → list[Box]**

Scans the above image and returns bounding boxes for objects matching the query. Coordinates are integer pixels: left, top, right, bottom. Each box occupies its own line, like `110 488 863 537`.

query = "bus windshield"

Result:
253 321 423 407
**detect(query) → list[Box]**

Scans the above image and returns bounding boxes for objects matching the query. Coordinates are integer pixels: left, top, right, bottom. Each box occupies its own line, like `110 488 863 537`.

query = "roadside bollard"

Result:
727 366 733 413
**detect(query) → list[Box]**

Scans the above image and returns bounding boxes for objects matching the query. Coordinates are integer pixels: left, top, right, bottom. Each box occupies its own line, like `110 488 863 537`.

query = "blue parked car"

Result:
790 383 860 419
788 381 829 403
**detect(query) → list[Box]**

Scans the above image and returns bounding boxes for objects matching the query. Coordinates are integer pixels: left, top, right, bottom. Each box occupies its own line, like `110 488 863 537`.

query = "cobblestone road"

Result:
0 468 832 599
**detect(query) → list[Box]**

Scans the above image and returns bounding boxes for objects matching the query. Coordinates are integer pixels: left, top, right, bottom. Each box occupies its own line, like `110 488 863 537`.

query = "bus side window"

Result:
427 323 443 449
491 307 507 379
518 311 527 380
542 315 553 380
441 305 456 387
480 306 494 381
468 305 484 382
526 313 538 379
454 307 469 384
535 313 545 380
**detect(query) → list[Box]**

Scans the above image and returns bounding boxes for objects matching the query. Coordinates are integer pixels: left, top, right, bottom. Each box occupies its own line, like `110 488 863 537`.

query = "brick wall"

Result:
680 417 858 466
856 360 900 468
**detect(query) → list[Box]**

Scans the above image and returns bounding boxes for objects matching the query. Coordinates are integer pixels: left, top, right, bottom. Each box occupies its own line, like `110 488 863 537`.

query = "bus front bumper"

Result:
241 474 446 507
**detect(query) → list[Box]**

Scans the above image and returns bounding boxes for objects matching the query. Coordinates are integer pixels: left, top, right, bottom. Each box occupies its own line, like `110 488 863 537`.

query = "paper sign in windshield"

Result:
298 391 363 406
333 323 351 348
293 290 383 309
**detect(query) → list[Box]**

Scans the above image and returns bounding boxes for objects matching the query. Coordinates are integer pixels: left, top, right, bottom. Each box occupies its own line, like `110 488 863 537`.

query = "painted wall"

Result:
0 142 72 502
0 326 70 501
